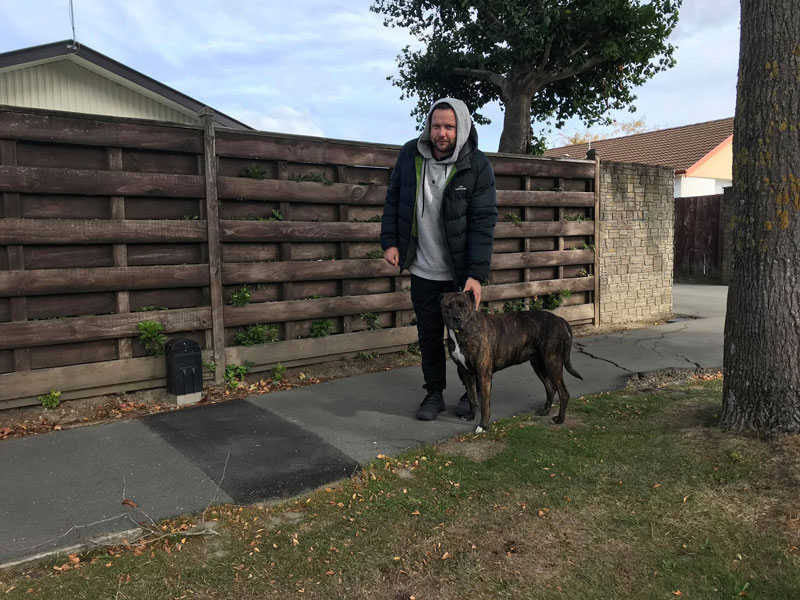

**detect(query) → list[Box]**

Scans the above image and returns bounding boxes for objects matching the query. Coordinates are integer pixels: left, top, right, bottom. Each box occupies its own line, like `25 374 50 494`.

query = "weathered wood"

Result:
0 219 207 244
223 258 396 285
495 221 594 239
0 265 208 296
0 307 211 350
127 244 205 266
109 147 132 358
593 155 601 325
221 220 381 242
0 107 204 152
0 165 205 197
0 354 168 403
216 130 400 168
128 287 207 311
227 325 419 367
21 194 111 219
481 277 594 303
224 291 413 326
201 109 227 384
123 149 200 175
16 140 108 170
496 190 595 207
219 177 387 205
488 154 595 178
30 339 118 370
492 250 594 270
26 293 117 320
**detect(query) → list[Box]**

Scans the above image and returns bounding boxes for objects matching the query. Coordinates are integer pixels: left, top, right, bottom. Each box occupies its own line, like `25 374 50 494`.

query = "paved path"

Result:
0 284 727 565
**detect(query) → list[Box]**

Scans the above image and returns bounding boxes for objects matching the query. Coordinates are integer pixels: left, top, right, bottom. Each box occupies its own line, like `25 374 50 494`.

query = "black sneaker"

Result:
454 393 472 418
416 390 445 421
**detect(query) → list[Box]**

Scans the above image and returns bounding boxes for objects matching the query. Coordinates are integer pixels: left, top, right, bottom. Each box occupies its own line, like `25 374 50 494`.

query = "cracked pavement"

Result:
0 284 726 566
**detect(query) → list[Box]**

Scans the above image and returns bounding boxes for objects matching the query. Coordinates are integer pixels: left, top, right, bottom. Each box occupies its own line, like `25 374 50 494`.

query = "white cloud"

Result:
231 106 325 137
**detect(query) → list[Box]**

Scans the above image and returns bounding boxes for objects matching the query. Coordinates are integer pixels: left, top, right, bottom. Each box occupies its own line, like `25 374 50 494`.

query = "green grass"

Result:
3 376 800 599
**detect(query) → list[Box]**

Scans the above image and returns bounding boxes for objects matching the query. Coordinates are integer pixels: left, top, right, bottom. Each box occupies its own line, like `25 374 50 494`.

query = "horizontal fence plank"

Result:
0 165 205 197
217 181 593 208
226 326 419 369
0 219 207 244
490 250 595 269
0 355 164 402
550 303 595 322
482 277 594 302
218 177 386 205
0 106 204 152
495 221 594 238
221 220 380 242
221 251 593 285
488 155 595 178
219 220 593 243
0 307 210 350
496 190 594 207
0 265 209 296
224 291 411 326
216 130 399 168
224 277 593 327
223 259 395 284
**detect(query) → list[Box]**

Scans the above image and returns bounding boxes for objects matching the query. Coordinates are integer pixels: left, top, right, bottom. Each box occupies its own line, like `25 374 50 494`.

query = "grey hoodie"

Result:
409 98 473 281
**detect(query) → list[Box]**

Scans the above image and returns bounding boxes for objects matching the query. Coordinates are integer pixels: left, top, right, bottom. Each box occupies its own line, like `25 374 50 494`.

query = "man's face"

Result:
430 107 457 159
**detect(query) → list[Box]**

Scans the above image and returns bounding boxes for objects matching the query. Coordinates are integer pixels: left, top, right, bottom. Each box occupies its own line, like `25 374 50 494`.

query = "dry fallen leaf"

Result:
441 552 450 560
122 499 138 508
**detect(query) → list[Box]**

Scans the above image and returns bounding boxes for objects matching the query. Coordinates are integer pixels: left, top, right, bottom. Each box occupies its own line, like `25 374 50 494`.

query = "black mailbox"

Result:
165 338 202 395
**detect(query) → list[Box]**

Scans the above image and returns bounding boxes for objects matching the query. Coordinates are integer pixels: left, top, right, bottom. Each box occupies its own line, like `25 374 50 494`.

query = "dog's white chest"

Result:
448 329 468 370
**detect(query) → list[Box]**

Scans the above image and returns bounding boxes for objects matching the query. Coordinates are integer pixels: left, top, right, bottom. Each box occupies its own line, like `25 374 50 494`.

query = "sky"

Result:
0 0 741 151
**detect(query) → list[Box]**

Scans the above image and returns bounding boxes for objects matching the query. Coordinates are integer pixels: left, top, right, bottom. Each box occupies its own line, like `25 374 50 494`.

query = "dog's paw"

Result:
537 406 551 416
474 425 485 433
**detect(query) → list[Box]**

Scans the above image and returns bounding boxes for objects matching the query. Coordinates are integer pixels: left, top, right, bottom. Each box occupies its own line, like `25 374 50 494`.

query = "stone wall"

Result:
598 161 674 325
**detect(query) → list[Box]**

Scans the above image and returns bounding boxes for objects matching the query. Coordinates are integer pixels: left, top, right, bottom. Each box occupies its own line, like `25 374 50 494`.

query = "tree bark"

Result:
721 0 800 434
497 90 534 154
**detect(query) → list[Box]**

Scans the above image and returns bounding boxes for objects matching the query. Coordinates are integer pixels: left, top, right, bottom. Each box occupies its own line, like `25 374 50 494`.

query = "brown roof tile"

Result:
543 117 733 171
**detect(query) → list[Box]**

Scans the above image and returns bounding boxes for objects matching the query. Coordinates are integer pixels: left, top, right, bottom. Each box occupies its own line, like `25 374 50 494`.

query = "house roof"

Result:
0 40 252 129
543 117 734 172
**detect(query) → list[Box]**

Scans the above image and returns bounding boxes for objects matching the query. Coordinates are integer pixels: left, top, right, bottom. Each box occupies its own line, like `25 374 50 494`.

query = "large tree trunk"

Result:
497 91 533 154
721 0 800 434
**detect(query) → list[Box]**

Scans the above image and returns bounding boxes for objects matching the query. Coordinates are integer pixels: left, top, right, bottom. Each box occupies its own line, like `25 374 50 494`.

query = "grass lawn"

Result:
2 375 799 599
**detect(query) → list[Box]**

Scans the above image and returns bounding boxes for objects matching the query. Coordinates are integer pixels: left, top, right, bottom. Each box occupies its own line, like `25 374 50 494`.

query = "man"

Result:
381 97 498 420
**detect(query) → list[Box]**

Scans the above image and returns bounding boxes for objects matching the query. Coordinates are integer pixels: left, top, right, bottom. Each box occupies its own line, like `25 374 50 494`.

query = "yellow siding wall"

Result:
688 138 732 179
0 60 196 124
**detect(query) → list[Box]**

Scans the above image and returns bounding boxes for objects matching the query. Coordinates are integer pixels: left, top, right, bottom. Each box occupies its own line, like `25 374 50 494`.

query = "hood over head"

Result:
417 97 474 164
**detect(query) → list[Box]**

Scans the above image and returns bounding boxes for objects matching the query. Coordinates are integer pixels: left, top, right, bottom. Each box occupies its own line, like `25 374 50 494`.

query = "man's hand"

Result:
464 277 481 310
384 247 399 267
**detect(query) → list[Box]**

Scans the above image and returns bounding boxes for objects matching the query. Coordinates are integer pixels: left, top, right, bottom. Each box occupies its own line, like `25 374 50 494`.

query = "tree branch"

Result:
541 55 606 86
452 67 508 94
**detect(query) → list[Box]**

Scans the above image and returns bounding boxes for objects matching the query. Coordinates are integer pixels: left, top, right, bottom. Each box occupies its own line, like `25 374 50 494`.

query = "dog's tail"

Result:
564 326 583 380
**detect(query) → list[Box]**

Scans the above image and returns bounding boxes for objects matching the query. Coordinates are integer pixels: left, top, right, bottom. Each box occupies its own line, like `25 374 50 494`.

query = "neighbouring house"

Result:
0 39 251 129
544 118 733 198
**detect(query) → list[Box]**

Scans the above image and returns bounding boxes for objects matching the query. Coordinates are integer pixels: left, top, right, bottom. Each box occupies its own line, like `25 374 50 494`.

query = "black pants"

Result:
410 274 456 392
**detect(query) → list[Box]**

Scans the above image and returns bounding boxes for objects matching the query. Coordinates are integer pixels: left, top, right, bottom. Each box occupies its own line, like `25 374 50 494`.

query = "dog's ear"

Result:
465 289 476 308
439 292 447 305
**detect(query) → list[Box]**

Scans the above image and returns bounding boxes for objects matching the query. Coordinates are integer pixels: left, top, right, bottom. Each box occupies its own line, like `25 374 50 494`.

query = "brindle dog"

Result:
440 291 582 431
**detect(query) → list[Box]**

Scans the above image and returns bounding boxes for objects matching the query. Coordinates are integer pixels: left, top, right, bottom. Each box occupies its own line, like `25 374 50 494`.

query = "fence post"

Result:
200 108 226 384
593 154 601 326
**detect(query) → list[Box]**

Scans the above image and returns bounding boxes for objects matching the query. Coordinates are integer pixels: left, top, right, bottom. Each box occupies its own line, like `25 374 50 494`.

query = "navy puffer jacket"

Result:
380 126 497 288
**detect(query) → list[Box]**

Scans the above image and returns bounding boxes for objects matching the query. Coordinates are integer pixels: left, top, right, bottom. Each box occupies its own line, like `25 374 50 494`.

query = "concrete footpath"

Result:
0 284 727 566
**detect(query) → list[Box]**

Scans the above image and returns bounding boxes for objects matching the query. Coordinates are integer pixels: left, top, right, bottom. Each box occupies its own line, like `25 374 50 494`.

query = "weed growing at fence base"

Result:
229 286 251 308
224 363 251 389
7 377 800 599
309 319 335 338
233 324 279 346
136 321 167 356
38 390 61 410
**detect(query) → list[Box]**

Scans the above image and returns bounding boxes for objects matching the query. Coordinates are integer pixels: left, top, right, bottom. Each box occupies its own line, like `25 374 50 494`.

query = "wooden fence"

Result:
0 105 598 409
674 194 723 283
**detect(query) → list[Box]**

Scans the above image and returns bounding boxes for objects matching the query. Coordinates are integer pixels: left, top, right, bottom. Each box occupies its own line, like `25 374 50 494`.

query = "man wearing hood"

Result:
381 98 498 421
